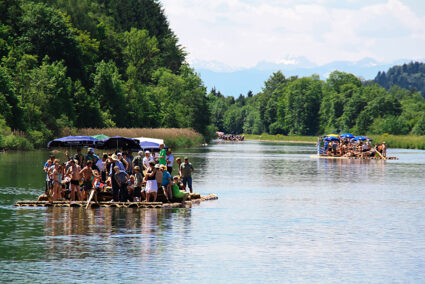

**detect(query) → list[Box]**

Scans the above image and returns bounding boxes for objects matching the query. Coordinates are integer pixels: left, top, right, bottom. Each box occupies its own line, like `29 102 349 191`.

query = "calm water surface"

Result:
1 142 425 283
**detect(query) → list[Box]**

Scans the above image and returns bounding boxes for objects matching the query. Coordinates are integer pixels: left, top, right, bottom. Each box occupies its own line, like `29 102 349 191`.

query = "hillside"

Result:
375 62 425 98
0 0 213 149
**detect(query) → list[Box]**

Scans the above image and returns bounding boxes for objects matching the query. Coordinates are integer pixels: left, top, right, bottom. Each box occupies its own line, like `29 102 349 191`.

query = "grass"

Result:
61 128 204 149
245 133 425 149
368 134 425 150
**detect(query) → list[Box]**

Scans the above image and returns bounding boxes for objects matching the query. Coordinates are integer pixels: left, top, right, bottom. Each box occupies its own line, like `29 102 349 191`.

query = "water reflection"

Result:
1 143 425 282
42 207 192 261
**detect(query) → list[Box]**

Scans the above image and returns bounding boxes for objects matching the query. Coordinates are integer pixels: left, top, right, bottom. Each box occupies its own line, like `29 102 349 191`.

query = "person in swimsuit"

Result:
66 159 82 201
51 159 62 201
79 160 94 201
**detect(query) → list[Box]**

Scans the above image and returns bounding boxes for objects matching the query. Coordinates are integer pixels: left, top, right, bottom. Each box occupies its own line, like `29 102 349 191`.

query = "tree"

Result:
123 28 159 83
412 113 425 135
90 60 127 126
0 66 24 130
280 77 322 135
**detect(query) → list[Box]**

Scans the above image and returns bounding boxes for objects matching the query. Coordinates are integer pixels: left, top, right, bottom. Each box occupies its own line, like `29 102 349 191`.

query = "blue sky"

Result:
161 0 425 71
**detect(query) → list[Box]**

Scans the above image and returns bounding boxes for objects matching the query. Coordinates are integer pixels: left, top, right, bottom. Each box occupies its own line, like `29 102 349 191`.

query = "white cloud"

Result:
160 0 425 70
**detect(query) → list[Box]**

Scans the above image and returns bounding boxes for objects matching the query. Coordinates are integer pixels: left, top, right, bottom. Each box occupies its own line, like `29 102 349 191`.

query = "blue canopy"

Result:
47 136 98 148
352 136 372 141
140 141 161 150
323 136 340 141
340 133 355 138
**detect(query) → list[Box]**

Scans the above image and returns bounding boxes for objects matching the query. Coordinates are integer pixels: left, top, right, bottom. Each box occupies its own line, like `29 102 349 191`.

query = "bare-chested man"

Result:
80 160 94 200
66 159 81 201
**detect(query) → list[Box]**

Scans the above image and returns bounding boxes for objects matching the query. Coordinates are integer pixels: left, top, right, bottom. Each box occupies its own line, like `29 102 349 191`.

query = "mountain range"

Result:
193 57 422 96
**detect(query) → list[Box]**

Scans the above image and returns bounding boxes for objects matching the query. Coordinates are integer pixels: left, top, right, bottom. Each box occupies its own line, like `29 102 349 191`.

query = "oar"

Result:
376 149 387 160
86 189 95 209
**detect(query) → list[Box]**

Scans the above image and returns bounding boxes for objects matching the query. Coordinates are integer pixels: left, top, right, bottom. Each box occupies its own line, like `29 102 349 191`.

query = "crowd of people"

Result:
43 144 195 203
216 132 245 141
320 138 387 159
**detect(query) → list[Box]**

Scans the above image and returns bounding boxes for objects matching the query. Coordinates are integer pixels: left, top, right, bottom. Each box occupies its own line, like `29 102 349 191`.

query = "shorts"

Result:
182 176 192 188
83 180 92 192
70 179 80 185
134 186 142 198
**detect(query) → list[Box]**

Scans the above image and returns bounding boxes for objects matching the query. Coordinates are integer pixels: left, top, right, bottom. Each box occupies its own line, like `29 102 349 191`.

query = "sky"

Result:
160 0 425 71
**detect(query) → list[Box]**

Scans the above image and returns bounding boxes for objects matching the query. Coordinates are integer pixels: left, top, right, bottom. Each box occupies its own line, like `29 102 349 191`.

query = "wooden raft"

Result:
14 193 218 209
310 155 398 160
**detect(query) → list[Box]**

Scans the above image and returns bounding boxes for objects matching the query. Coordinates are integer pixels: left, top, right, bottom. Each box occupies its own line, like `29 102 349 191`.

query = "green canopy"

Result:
91 134 109 140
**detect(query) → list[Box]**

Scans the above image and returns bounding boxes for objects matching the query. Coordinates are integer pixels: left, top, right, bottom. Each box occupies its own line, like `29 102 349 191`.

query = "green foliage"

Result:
90 60 127 126
0 0 211 148
207 70 425 137
1 134 33 150
375 61 425 98
412 113 425 135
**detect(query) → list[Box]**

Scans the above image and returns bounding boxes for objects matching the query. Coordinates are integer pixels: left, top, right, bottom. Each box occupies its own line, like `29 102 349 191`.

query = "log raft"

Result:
310 155 398 160
14 193 218 209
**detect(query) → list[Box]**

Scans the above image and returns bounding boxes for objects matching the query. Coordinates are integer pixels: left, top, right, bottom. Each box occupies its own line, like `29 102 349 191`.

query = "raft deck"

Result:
310 155 398 160
15 193 218 208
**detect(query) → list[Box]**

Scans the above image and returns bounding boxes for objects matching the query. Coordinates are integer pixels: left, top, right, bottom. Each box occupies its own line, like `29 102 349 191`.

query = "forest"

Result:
208 70 425 136
0 0 213 149
375 61 425 98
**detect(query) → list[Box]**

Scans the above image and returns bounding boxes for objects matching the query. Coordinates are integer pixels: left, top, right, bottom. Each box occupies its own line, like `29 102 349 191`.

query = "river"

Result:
1 141 425 283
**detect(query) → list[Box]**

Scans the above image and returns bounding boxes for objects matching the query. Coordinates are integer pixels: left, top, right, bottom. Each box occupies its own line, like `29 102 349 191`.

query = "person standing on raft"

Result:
180 157 194 193
66 159 82 201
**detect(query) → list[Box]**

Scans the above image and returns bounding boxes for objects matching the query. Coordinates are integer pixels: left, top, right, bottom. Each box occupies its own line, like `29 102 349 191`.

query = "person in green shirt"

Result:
158 144 167 165
172 176 189 203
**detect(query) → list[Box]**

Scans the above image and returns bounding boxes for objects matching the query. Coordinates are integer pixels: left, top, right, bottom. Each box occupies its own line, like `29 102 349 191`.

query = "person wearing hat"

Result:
143 150 153 171
144 161 158 202
133 151 144 176
180 157 194 193
86 148 99 163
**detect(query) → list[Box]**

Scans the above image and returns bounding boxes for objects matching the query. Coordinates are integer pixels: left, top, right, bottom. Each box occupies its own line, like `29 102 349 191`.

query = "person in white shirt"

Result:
142 150 154 171
96 153 108 182
166 149 174 174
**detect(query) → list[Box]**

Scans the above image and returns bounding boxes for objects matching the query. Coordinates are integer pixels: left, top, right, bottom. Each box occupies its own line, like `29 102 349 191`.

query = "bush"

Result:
269 122 286 135
28 130 47 147
1 134 34 150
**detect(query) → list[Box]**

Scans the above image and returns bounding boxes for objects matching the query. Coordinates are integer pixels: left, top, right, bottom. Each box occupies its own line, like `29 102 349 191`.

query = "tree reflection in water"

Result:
43 207 192 261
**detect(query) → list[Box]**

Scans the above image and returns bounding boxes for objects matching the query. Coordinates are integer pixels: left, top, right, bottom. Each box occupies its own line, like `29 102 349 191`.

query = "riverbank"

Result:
245 134 425 149
0 128 204 151
244 134 317 144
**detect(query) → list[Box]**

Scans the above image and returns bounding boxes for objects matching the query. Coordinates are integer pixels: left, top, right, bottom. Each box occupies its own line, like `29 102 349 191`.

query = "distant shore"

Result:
244 134 425 150
244 134 317 144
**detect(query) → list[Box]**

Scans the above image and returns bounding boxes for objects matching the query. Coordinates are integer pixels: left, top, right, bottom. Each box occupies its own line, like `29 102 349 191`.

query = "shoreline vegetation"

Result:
0 128 204 151
245 134 425 150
